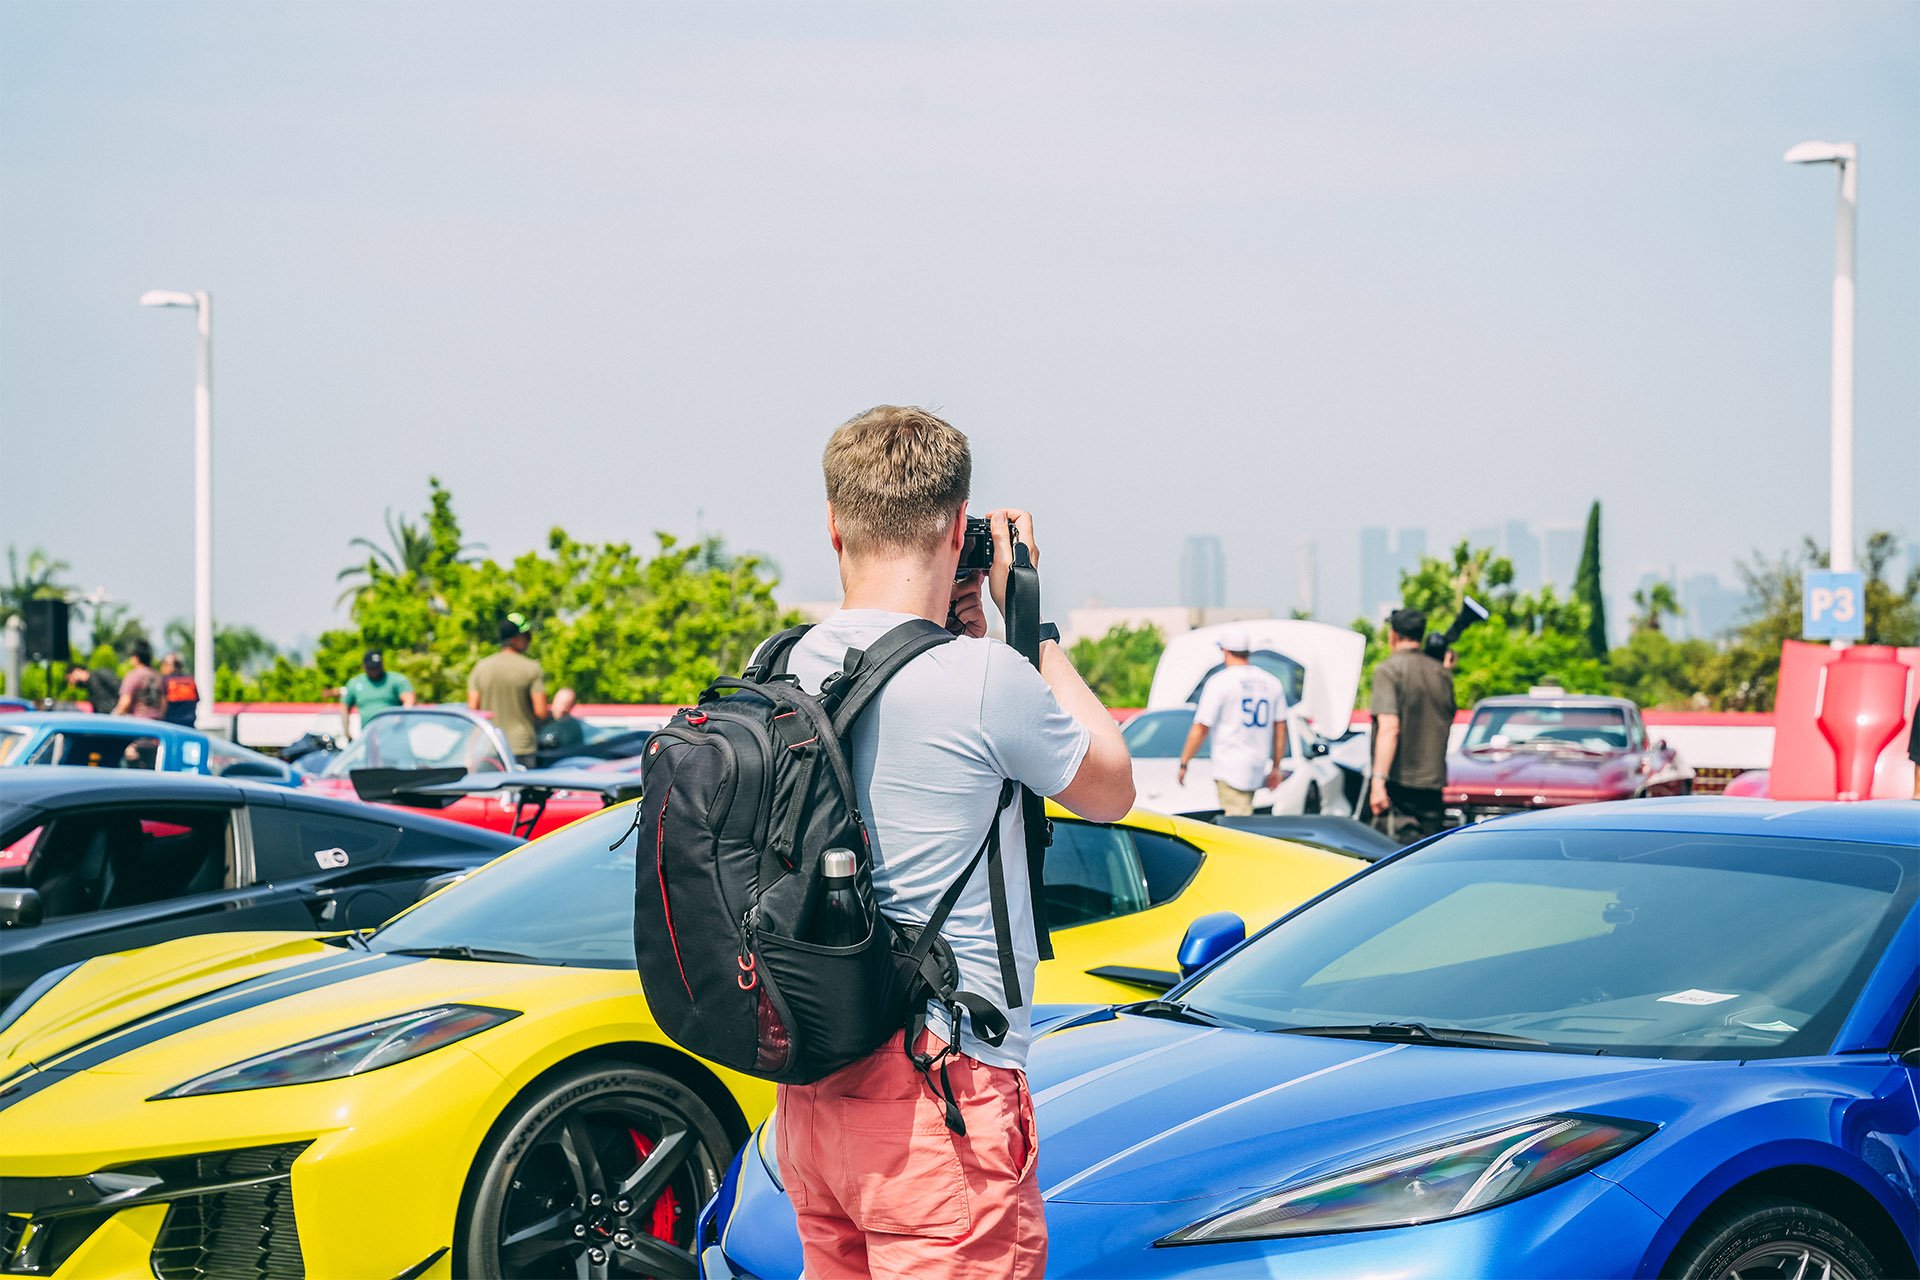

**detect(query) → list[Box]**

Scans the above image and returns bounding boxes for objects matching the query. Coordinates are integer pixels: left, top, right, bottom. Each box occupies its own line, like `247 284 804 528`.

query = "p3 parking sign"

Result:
1803 570 1865 641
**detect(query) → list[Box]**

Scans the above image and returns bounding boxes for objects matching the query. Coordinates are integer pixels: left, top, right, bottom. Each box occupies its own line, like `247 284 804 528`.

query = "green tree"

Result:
81 600 148 655
164 620 280 677
1574 500 1607 658
1068 623 1165 706
1629 580 1680 634
1 546 72 625
334 482 485 607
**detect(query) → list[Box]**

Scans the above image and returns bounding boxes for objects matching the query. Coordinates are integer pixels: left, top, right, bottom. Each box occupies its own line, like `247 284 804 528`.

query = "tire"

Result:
1665 1196 1885 1280
455 1063 732 1280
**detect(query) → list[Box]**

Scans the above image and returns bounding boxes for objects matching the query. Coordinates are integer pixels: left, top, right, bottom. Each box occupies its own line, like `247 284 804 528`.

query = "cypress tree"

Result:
1574 499 1608 658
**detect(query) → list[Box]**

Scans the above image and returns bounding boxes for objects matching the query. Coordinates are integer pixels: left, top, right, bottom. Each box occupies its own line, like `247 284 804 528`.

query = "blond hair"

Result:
822 405 971 554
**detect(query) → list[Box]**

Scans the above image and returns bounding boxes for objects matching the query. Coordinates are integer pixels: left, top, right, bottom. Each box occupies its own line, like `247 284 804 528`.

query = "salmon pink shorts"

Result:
775 1030 1045 1279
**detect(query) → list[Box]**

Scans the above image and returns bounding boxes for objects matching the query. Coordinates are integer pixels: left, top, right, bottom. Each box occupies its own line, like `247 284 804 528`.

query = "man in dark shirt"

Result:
1369 607 1456 843
66 664 121 715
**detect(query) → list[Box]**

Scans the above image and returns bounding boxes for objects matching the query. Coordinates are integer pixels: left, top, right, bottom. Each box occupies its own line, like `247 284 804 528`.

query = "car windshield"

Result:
1123 709 1207 759
1179 827 1916 1060
371 805 639 966
1464 705 1632 753
324 712 506 776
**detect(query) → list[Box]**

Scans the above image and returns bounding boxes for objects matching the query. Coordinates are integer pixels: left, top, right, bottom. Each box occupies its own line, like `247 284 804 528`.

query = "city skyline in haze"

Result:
3 3 1916 650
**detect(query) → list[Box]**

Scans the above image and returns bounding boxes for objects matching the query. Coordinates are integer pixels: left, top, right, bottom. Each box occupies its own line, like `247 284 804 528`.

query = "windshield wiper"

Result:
1128 998 1236 1028
384 945 563 966
1272 1021 1551 1050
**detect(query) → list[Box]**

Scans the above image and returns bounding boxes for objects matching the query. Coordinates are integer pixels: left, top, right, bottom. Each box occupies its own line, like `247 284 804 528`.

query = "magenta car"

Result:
1445 694 1693 826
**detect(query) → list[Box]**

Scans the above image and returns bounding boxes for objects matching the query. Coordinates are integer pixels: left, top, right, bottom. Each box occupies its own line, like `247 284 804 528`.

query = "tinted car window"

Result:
1043 821 1149 929
250 806 401 882
1183 829 1917 1061
21 805 234 918
31 732 165 770
1131 829 1204 905
1183 651 1305 707
1122 709 1206 759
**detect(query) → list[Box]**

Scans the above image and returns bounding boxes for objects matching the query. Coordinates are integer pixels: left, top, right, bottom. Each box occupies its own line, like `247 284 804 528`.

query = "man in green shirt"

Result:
341 651 416 737
468 613 548 765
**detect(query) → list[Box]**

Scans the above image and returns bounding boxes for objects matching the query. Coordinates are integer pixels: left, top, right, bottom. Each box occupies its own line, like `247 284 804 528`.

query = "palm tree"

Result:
1630 581 1681 634
163 620 279 676
1 546 73 625
335 509 484 606
84 601 149 654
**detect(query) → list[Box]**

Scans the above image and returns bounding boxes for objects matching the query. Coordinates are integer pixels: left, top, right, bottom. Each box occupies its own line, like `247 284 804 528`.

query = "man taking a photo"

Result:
1176 628 1289 816
1369 606 1456 842
775 405 1134 1278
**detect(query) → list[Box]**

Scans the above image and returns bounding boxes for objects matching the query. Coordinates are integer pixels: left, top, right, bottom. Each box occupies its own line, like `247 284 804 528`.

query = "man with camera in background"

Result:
1370 607 1455 843
774 405 1134 1279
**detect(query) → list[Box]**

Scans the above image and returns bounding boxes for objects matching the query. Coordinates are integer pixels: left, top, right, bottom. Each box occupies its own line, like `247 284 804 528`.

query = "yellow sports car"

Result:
0 802 1359 1279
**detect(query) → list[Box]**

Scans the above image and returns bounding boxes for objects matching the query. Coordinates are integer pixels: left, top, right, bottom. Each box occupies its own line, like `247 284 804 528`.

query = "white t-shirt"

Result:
1194 665 1289 792
784 610 1091 1071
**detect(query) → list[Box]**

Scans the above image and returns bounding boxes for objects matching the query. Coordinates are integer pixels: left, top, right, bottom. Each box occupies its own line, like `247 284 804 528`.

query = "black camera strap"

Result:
1002 536 1056 961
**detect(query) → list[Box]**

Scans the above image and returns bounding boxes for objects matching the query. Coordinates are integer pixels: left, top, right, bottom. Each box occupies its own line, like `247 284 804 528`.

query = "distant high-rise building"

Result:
1295 540 1319 618
1680 573 1744 641
1180 535 1226 610
1544 526 1581 590
1360 527 1428 619
1467 526 1501 555
1505 520 1542 591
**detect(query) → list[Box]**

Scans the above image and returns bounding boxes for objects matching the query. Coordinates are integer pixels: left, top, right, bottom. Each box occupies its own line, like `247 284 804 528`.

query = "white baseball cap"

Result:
1216 627 1251 654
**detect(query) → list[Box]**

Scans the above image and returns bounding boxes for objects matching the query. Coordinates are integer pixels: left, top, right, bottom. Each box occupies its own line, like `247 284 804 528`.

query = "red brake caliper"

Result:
628 1129 680 1241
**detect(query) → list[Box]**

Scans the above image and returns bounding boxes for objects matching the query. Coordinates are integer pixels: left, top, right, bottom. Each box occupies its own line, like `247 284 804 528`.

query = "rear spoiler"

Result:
349 767 643 837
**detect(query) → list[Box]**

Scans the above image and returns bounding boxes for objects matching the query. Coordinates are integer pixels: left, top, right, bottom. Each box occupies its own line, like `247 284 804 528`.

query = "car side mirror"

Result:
418 870 470 902
1177 912 1245 979
219 759 285 780
0 888 43 929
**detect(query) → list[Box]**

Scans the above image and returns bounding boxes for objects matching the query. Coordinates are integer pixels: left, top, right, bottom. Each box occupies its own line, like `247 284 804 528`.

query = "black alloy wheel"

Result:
1666 1196 1886 1280
457 1064 731 1280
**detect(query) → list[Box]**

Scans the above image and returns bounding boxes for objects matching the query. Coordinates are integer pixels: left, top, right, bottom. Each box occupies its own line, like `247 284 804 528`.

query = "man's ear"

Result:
826 503 845 554
949 504 968 551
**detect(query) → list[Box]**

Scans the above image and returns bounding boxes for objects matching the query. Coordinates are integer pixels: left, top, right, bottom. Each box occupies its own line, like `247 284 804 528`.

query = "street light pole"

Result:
1784 141 1859 586
140 288 215 722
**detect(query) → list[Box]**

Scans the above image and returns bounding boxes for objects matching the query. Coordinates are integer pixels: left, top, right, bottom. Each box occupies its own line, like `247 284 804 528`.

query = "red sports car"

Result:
1444 693 1693 825
302 707 614 837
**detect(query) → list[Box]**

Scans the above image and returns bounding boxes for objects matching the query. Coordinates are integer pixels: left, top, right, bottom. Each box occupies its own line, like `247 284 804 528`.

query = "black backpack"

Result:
629 619 1025 1122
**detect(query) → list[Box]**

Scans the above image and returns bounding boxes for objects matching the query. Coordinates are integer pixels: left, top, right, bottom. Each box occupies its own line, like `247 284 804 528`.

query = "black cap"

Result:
1389 608 1427 642
364 650 384 669
499 612 531 642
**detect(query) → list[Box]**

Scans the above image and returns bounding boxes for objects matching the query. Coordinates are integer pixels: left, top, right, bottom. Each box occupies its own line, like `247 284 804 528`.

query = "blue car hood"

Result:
1030 1012 1697 1205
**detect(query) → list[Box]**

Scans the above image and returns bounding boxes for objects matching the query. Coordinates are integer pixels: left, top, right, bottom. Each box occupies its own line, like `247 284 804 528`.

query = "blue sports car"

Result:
0 712 295 786
702 799 1920 1279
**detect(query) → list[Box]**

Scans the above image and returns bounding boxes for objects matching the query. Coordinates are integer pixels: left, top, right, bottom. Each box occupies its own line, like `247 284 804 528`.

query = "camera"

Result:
955 516 993 582
1424 595 1491 661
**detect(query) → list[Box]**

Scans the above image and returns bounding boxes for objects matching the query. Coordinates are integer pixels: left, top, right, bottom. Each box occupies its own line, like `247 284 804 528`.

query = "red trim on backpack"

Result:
655 787 694 1001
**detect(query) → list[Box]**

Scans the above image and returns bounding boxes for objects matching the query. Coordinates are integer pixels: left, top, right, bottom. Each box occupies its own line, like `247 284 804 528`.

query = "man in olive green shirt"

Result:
341 651 416 737
468 613 547 765
1369 607 1456 843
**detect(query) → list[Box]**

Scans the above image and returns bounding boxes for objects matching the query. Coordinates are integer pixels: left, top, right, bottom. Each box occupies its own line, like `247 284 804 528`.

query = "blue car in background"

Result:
0 712 295 786
703 799 1920 1279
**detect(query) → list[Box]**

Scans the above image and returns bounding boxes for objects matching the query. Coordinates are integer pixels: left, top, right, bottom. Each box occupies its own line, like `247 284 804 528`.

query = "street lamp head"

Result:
139 289 198 308
1784 140 1857 166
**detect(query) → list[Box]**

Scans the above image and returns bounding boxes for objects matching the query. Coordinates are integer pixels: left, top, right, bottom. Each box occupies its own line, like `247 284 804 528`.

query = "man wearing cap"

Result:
468 613 548 766
1176 628 1289 817
341 650 416 738
1369 607 1456 842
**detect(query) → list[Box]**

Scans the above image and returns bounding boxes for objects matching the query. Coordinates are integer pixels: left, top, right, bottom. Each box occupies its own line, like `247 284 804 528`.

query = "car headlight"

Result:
756 1111 783 1189
1161 1113 1654 1244
153 1005 519 1099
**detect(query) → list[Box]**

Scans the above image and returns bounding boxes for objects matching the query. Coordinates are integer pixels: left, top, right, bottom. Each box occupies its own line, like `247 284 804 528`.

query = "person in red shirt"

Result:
112 641 166 720
158 652 200 727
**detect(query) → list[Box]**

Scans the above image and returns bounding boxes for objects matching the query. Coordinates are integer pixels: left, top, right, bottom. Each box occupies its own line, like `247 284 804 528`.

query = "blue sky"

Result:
2 1 1915 646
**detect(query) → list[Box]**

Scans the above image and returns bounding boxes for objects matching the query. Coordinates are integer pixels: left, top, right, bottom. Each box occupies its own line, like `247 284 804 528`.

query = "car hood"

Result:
0 930 588 1097
1029 1012 1691 1206
1447 749 1639 796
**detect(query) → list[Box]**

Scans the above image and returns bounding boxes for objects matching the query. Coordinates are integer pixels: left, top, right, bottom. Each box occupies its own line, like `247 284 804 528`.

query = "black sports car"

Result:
0 767 520 1004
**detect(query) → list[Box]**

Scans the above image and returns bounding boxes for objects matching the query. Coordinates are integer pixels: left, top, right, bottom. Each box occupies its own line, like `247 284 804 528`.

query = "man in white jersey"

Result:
774 405 1135 1279
1176 628 1290 816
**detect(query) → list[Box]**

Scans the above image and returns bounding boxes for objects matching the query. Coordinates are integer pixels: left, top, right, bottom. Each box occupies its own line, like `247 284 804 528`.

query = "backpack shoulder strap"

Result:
744 624 812 682
825 618 953 737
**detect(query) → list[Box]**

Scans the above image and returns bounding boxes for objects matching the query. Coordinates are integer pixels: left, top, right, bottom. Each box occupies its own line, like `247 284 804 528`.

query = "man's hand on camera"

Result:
987 509 1036 621
948 573 987 638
